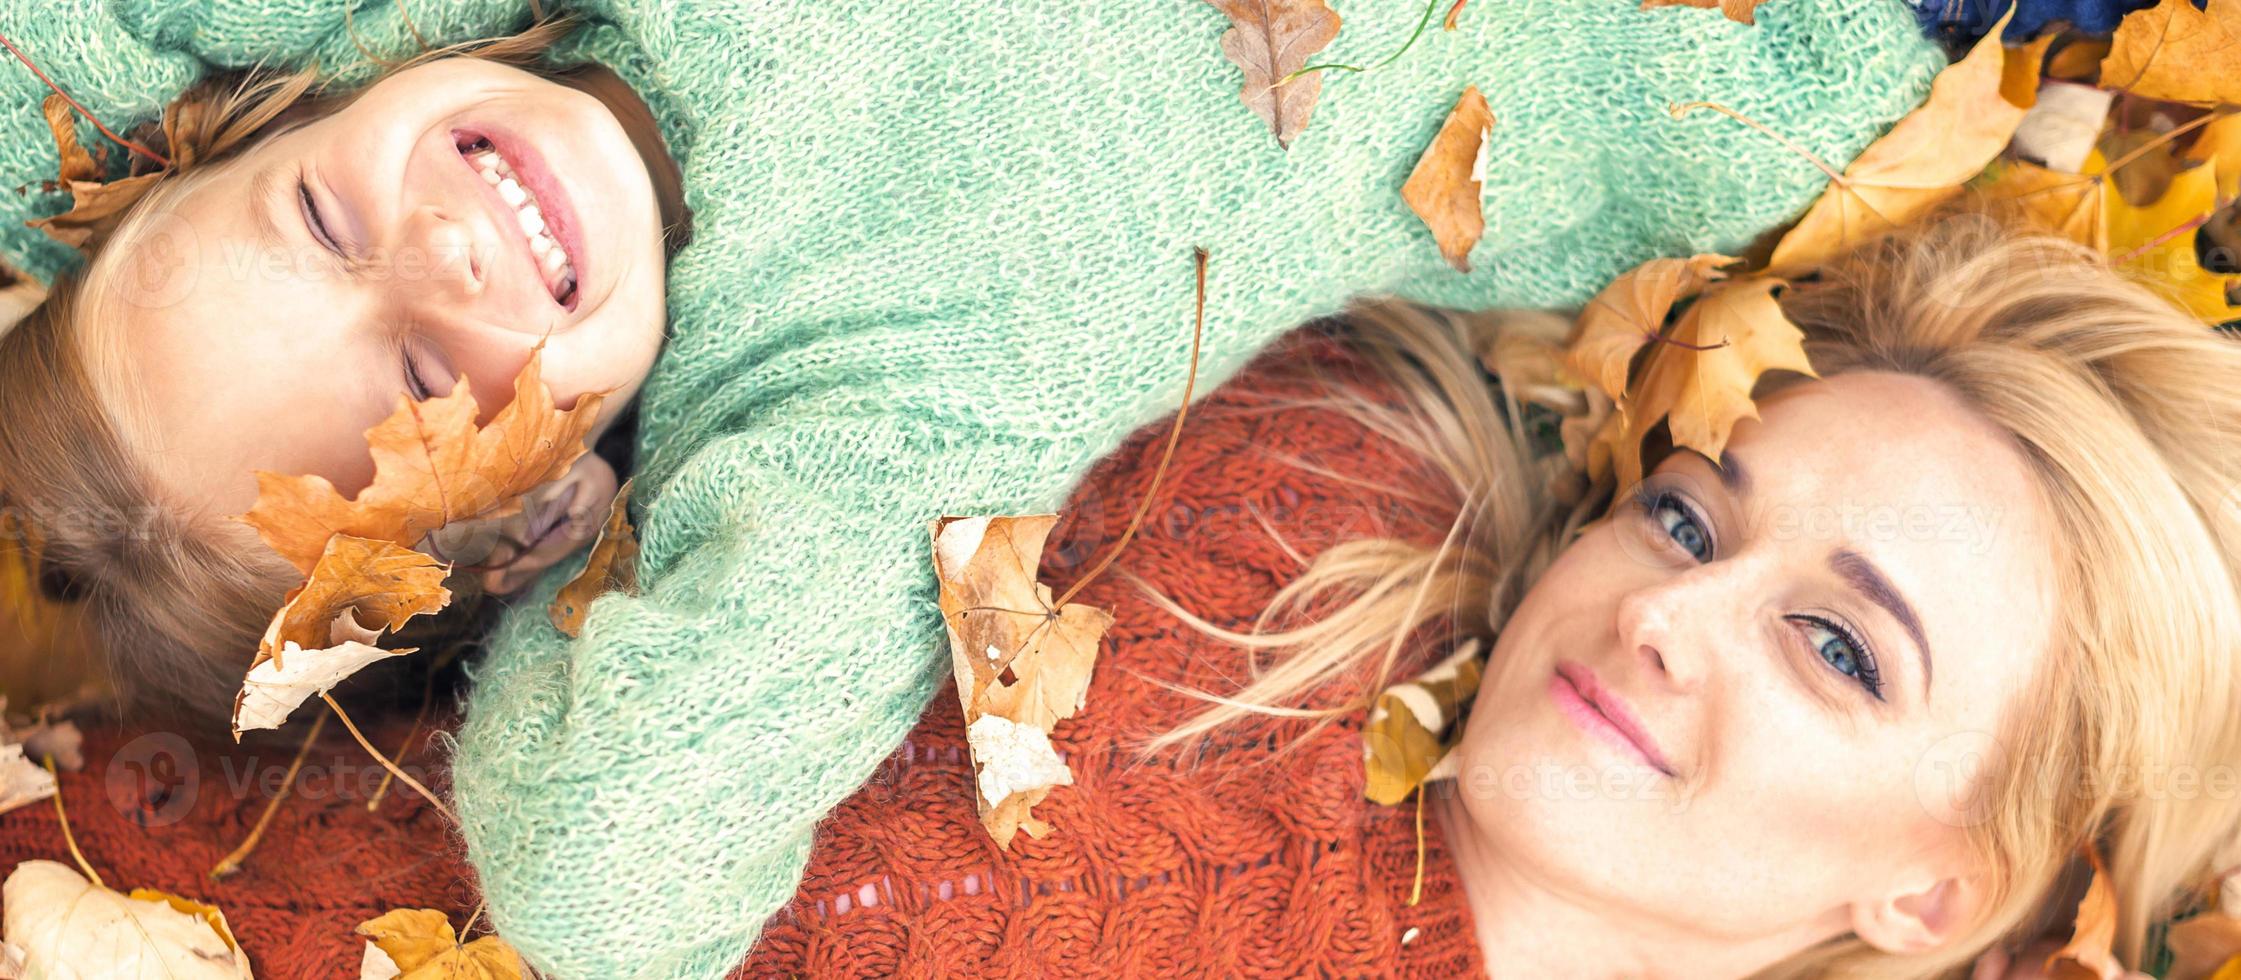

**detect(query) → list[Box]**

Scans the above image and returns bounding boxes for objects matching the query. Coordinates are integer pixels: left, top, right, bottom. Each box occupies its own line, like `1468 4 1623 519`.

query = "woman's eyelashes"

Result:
1629 484 1887 702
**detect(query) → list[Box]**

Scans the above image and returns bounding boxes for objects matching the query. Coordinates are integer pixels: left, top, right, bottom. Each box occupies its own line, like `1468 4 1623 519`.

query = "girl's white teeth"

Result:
463 143 575 303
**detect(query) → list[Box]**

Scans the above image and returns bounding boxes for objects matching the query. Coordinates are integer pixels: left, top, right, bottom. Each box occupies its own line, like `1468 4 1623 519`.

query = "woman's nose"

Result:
1613 569 1724 695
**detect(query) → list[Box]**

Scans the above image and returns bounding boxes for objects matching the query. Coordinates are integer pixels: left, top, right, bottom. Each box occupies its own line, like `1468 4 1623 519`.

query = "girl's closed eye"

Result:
1629 483 1886 702
299 178 349 256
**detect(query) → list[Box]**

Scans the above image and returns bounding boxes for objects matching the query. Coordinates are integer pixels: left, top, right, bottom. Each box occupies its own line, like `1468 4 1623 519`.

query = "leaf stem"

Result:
367 671 435 811
1281 0 1443 83
42 753 101 887
0 29 168 169
1052 248 1209 611
1668 101 1849 185
210 712 327 879
323 694 456 824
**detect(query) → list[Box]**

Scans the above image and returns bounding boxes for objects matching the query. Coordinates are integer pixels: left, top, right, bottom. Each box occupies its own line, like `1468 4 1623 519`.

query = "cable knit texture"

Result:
0 0 1944 975
742 328 1485 979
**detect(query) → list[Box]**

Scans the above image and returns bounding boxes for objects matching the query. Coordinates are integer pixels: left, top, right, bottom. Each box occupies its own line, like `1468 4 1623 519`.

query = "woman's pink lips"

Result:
1551 662 1675 777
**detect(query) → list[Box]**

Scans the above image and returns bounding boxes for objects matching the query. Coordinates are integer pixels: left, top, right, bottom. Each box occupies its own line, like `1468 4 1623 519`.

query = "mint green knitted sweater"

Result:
0 0 1941 975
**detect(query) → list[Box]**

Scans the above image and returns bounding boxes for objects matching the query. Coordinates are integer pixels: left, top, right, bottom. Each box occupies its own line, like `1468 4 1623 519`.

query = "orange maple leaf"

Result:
237 347 605 575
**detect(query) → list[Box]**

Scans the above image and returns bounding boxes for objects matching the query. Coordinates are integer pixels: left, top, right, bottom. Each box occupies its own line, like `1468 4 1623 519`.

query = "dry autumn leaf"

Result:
1638 0 1765 26
259 535 451 667
2101 0 2241 106
0 860 252 979
1566 254 1737 401
1442 0 1468 30
233 629 411 740
1208 0 1342 149
1402 86 1496 272
40 95 99 185
1765 20 2050 274
238 346 605 575
356 908 523 980
2046 845 2124 980
1582 277 1816 493
932 514 1113 850
549 479 640 638
2109 157 2241 322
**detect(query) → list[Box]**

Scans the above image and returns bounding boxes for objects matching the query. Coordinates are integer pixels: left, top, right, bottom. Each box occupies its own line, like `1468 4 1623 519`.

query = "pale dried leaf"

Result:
1 860 251 980
361 942 403 980
233 639 410 739
932 515 1113 848
0 746 53 819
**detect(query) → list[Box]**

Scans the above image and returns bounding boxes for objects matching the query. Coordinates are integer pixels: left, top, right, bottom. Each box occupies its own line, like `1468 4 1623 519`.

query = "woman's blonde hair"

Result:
1134 212 2241 977
0 15 583 716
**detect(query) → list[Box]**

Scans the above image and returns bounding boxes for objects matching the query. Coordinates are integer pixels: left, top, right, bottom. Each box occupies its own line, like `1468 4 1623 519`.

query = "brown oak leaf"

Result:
1208 0 1342 149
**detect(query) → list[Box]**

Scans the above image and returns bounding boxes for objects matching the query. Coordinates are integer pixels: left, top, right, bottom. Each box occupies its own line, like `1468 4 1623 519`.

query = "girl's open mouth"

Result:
454 129 583 310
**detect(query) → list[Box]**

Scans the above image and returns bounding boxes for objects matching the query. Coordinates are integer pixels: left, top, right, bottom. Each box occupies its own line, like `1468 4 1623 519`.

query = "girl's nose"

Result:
403 203 487 303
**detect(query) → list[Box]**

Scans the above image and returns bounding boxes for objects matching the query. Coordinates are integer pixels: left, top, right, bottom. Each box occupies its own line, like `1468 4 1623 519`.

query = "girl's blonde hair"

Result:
1135 212 2241 977
0 16 582 715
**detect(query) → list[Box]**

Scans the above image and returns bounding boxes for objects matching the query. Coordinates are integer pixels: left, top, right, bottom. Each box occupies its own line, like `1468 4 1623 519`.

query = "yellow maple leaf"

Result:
1585 278 1817 494
1766 19 2051 274
2101 0 2241 106
2109 159 2241 322
237 346 605 575
356 908 523 980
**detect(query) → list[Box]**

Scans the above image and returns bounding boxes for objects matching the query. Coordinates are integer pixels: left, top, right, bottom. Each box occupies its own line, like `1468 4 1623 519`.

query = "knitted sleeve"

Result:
443 1 1944 977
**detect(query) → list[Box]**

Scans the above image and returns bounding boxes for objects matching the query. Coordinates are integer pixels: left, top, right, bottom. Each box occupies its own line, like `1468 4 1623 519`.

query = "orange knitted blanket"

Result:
741 327 1489 978
0 325 1485 977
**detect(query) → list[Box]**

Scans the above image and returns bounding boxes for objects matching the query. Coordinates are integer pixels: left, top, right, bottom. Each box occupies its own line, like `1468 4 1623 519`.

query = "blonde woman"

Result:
745 214 2241 978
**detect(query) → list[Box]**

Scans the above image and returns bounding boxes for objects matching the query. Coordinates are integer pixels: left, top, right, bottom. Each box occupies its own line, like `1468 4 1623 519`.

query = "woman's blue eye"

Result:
1635 487 1712 562
1798 616 1885 701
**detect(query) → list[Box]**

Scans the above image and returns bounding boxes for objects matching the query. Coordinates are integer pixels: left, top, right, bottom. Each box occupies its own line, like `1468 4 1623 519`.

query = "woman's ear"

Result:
1852 871 1989 954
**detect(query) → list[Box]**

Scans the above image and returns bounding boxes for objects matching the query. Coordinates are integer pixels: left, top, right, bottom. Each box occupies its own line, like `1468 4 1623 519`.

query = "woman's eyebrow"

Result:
1831 547 1934 704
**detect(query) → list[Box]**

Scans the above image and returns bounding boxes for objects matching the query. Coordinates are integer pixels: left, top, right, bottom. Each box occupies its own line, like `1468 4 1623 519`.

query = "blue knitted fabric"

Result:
0 0 1943 975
